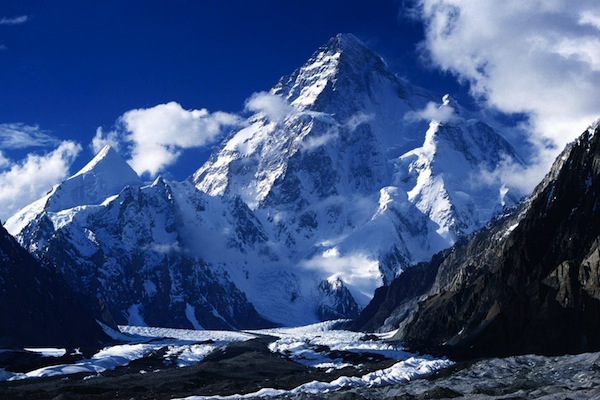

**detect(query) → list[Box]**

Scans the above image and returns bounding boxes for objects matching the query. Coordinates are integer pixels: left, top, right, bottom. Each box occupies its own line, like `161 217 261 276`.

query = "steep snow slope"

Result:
396 95 523 239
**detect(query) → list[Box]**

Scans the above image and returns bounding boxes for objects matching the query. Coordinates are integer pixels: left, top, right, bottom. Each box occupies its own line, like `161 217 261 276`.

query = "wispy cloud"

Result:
0 141 81 221
244 91 296 123
404 98 458 124
412 0 600 192
301 127 339 151
0 15 29 26
95 101 240 178
0 123 60 149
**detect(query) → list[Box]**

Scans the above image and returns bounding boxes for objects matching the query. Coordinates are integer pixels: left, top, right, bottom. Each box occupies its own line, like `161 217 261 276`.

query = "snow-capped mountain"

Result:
6 145 141 239
7 34 523 328
7 148 274 329
193 33 523 302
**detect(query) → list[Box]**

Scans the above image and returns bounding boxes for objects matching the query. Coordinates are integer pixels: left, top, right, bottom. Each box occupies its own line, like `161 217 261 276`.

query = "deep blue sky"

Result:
0 0 467 177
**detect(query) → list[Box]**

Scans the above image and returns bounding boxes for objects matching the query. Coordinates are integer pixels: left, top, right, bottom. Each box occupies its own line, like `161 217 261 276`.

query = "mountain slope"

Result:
359 122 600 357
0 224 108 347
11 176 275 330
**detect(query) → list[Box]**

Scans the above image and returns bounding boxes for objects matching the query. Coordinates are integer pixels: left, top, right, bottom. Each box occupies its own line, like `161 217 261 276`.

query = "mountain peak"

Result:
327 33 367 52
44 146 141 213
271 33 396 112
72 145 134 178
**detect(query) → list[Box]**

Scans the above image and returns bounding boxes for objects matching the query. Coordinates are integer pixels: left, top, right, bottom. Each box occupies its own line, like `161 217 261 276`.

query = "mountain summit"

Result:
5 145 140 236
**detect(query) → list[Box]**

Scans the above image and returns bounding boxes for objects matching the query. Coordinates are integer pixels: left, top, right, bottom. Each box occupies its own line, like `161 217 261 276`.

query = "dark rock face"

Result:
0 225 108 348
351 254 443 333
361 125 600 358
317 278 361 321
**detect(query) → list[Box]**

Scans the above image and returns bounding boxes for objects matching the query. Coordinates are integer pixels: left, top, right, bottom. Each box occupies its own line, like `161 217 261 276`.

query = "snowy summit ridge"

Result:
8 34 523 329
5 145 141 236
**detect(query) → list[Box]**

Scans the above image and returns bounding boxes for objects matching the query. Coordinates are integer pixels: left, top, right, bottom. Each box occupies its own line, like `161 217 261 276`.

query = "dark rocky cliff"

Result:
359 124 600 358
0 225 109 348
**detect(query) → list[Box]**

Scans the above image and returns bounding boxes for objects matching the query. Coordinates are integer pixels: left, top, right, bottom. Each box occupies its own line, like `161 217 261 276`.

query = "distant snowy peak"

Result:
397 96 523 238
5 145 140 236
46 145 141 211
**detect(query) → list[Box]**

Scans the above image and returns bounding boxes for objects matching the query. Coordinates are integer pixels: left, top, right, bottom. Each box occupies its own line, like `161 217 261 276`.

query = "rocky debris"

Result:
262 351 600 399
0 335 398 400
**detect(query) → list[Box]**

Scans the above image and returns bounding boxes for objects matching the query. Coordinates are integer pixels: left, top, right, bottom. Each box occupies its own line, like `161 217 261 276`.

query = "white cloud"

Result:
301 127 339 151
244 91 295 122
111 101 239 177
344 113 373 132
405 99 458 124
91 127 121 154
0 123 60 149
0 15 29 26
0 151 10 169
0 141 81 221
302 249 383 306
414 0 600 192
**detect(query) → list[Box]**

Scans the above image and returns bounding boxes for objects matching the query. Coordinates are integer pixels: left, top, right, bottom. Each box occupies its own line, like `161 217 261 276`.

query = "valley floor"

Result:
0 322 598 399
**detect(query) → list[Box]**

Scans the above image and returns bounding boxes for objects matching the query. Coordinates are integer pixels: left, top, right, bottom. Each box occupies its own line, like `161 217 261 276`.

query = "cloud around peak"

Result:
0 141 81 221
93 101 240 178
244 91 295 123
413 0 600 190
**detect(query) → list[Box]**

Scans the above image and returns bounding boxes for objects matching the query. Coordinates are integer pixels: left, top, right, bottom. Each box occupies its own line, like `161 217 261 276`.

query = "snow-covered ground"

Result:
0 321 452 398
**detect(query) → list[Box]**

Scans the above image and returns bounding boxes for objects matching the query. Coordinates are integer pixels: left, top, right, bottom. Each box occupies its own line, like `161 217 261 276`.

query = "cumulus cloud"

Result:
98 101 240 177
0 123 60 149
0 15 29 26
414 0 600 191
91 127 121 154
244 91 295 122
0 141 81 221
